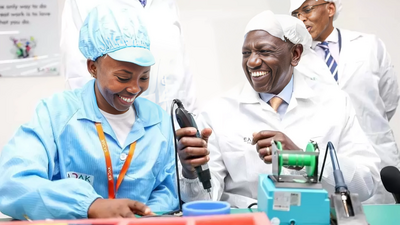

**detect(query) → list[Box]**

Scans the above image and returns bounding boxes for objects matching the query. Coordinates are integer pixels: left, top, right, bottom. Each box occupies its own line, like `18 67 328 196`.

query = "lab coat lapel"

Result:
123 117 145 150
144 0 153 8
75 80 120 144
122 98 162 150
286 72 315 115
239 82 273 112
337 29 362 87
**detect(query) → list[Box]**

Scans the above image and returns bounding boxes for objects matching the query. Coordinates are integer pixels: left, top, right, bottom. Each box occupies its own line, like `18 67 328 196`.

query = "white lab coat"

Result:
60 0 197 113
317 29 400 204
180 69 381 208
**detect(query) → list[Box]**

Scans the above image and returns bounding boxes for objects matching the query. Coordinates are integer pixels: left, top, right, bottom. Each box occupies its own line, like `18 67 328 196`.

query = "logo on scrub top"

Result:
67 172 94 186
243 137 252 144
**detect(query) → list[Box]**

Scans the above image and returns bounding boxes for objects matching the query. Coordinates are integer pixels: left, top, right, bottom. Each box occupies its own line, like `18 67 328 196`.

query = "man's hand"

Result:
252 130 300 164
175 127 212 179
88 198 154 218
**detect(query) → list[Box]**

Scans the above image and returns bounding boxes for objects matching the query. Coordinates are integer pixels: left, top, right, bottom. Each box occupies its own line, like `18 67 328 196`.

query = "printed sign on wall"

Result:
0 0 59 77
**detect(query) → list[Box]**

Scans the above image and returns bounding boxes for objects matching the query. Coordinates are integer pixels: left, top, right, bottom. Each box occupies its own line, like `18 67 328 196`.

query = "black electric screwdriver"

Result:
174 99 212 199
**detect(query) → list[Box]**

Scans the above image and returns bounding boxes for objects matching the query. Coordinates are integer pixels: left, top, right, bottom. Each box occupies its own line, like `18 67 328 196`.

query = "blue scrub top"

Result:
0 79 178 220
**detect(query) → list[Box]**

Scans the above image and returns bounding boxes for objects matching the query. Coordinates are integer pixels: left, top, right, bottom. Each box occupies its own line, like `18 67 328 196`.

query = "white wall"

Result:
0 0 66 150
0 0 400 149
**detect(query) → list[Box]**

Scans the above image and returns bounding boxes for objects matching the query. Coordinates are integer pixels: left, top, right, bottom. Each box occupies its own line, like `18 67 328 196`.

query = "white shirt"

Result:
312 28 340 64
179 69 380 208
99 107 135 146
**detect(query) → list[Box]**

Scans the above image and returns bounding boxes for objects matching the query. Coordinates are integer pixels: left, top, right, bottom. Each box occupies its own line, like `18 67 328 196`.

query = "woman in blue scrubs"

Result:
0 4 178 220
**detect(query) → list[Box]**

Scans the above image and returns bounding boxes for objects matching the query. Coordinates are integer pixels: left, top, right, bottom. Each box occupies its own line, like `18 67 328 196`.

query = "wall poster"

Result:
0 0 59 77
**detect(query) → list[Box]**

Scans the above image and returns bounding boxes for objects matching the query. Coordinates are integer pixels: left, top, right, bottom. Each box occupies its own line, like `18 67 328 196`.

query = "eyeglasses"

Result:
291 2 329 18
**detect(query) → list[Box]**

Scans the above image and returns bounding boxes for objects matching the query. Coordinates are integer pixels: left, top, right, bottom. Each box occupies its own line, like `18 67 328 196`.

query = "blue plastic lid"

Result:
182 201 231 217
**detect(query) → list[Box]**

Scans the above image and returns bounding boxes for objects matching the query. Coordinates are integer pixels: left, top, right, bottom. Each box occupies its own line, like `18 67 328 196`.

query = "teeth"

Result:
118 95 135 103
251 71 269 77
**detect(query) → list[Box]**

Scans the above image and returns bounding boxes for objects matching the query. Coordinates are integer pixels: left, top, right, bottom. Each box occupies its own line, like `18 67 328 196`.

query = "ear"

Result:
291 44 303 67
327 2 336 18
87 59 98 78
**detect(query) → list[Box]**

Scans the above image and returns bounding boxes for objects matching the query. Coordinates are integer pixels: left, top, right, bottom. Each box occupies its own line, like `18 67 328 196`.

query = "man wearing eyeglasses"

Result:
290 0 400 204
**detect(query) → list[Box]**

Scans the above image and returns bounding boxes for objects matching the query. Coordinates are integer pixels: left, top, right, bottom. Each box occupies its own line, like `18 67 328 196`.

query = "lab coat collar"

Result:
239 81 261 104
312 28 363 49
291 69 315 99
239 70 315 104
77 79 103 122
342 29 363 42
133 97 162 128
77 79 161 128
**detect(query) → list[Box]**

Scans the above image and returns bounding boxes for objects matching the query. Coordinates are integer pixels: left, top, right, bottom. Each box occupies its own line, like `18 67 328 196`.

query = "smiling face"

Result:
242 30 302 94
87 55 150 114
292 0 336 42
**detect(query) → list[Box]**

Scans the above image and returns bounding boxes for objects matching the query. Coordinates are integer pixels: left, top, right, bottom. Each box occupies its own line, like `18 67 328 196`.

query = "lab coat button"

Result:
120 153 127 161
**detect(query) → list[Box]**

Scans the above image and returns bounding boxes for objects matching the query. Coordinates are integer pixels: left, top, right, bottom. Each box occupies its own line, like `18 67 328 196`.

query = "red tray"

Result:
1 213 270 225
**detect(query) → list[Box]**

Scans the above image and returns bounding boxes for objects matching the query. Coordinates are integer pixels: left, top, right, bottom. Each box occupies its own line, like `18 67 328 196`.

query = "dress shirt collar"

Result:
312 27 338 49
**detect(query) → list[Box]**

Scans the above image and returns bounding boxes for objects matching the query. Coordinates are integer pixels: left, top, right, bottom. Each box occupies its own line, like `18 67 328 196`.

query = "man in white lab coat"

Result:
176 11 381 208
290 0 400 204
60 0 197 113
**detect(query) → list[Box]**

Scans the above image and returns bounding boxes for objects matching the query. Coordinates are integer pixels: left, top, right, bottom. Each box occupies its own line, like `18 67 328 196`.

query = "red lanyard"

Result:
95 122 136 199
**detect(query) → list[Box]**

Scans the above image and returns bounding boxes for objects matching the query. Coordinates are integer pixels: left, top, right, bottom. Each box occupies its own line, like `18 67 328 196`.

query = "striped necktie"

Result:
138 0 146 7
318 41 338 81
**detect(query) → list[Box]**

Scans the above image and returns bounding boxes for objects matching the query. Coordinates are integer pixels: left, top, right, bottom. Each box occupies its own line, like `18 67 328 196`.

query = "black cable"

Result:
247 203 257 208
319 141 329 182
161 100 184 216
247 202 257 213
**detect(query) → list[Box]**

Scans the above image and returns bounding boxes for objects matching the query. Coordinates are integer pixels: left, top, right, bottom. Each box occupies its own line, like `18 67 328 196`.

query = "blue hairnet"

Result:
78 4 155 66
